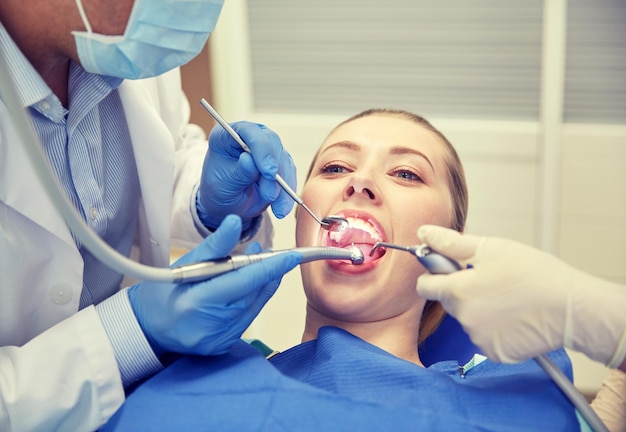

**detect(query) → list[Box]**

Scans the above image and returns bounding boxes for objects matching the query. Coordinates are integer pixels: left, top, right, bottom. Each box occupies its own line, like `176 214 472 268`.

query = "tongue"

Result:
329 227 375 246
327 227 384 263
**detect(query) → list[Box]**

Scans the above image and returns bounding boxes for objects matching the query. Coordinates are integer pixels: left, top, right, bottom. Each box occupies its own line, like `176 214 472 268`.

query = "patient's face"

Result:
296 114 454 324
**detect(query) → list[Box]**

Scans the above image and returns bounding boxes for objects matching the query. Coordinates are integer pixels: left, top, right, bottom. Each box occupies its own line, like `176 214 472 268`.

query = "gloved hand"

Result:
128 214 301 356
197 121 297 232
415 225 626 367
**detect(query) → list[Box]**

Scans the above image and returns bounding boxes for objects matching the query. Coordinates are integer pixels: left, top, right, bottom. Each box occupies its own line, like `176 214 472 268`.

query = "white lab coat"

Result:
0 69 272 431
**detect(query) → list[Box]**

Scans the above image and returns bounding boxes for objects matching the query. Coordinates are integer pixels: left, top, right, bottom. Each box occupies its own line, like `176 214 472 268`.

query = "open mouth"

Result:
322 214 386 264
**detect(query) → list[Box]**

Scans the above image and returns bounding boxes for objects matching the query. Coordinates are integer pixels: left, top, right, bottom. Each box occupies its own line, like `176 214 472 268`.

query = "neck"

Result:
0 0 82 107
30 54 72 107
302 304 424 366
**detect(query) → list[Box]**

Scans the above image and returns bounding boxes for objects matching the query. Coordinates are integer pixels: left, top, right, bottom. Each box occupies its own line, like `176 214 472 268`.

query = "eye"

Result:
390 168 424 183
320 162 351 175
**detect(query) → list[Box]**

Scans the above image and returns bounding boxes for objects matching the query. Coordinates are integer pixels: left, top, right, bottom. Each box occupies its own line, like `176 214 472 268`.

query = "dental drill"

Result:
172 246 364 283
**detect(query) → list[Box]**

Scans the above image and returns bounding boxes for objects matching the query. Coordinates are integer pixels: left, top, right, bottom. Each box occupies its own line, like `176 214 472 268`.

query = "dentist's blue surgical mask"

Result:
72 0 223 79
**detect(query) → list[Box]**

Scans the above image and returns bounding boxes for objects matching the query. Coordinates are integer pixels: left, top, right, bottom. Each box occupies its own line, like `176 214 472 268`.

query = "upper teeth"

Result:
329 217 382 243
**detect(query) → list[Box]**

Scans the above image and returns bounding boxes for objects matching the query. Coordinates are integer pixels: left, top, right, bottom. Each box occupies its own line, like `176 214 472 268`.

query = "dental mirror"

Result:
321 215 349 232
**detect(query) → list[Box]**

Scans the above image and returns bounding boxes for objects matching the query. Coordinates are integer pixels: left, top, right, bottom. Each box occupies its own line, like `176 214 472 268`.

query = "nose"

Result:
343 176 381 204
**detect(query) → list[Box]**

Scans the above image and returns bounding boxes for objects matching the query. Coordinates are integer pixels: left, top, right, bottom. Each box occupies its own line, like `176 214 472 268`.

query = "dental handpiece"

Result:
411 244 463 274
170 246 364 284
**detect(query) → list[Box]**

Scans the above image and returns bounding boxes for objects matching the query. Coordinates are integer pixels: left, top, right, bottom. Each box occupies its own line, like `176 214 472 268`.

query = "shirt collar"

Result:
0 22 123 117
0 22 53 109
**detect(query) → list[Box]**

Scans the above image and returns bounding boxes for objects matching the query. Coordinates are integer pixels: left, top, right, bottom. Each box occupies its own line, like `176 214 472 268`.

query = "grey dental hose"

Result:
0 50 360 284
0 48 178 282
535 354 609 432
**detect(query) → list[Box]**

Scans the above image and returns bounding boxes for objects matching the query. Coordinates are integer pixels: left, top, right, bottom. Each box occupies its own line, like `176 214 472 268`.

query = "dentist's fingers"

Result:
270 150 297 219
172 215 242 266
231 122 281 179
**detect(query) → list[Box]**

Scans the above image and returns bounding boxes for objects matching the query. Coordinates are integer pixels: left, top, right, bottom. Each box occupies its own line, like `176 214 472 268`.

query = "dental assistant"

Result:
0 0 300 431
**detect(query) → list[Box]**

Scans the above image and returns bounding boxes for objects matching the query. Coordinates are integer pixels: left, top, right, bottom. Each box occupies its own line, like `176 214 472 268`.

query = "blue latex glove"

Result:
197 121 297 231
128 215 301 356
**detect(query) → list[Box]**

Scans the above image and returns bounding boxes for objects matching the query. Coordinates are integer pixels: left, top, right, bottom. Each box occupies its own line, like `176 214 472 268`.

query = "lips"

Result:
322 212 386 264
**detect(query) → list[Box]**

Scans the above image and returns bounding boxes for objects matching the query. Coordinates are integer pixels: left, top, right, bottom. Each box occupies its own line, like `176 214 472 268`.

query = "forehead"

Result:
320 114 447 160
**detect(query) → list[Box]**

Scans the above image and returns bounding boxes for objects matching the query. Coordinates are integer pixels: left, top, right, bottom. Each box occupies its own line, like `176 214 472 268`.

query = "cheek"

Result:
302 175 351 215
296 179 339 247
300 183 313 203
295 210 314 247
393 193 453 240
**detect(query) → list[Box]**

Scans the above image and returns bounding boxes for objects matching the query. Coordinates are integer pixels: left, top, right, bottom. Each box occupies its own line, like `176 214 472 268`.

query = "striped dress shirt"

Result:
1 23 162 386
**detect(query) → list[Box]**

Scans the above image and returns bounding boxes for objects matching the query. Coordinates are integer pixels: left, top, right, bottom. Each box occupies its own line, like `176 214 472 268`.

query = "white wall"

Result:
207 0 625 397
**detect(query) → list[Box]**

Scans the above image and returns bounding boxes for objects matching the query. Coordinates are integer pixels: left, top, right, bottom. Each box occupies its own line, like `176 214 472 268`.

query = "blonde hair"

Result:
306 108 469 343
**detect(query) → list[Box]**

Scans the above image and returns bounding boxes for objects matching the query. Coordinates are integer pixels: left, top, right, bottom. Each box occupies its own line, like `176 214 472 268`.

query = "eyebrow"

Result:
389 146 435 172
320 141 435 172
318 141 361 156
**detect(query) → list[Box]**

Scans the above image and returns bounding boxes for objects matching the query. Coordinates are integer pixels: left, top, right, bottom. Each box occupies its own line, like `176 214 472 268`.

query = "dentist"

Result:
0 0 299 430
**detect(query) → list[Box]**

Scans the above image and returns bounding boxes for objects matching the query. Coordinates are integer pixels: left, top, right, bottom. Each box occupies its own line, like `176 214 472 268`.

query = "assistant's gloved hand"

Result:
128 214 301 356
197 121 297 232
415 225 626 368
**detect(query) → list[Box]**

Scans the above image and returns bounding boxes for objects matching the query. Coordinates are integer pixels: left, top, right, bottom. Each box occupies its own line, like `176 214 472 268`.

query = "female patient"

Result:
103 109 579 431
293 107 465 357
